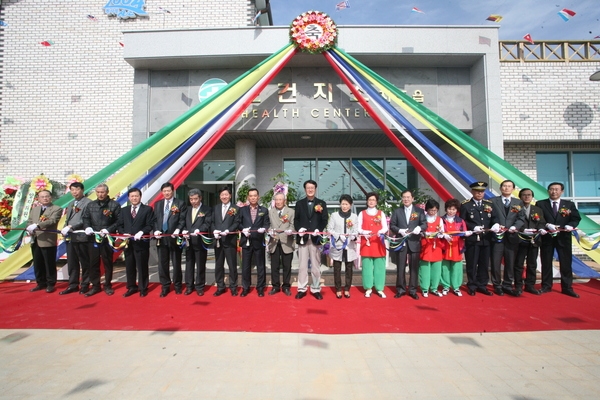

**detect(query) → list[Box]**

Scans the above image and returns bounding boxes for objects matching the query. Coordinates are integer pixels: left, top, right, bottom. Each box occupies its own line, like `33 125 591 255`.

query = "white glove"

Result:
546 223 557 231
182 230 189 238
348 234 356 241
412 226 421 235
26 223 38 233
524 228 536 233
398 229 407 237
312 229 320 237
508 226 517 233
100 229 109 237
154 230 162 239
437 233 445 239
61 226 72 236
464 230 473 237
285 229 293 236
491 223 500 233
539 229 548 235
360 229 371 235
134 231 143 241
221 229 229 236
444 234 452 241
242 228 250 237
85 227 94 235
473 226 483 233
171 228 180 238
564 225 574 231
257 227 265 233
213 230 221 236
298 227 306 237
193 229 200 236
377 228 387 235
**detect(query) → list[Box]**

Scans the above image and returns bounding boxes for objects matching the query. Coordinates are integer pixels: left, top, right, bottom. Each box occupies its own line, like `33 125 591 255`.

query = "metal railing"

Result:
500 41 600 62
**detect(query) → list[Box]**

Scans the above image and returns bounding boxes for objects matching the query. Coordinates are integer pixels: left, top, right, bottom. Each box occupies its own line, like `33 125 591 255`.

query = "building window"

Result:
187 161 235 182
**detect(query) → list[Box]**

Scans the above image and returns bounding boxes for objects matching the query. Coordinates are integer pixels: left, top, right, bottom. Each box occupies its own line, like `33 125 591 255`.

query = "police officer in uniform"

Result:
460 182 494 296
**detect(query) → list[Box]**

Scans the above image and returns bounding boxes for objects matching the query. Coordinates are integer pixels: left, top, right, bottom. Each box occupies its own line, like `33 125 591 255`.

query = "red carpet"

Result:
1 281 599 334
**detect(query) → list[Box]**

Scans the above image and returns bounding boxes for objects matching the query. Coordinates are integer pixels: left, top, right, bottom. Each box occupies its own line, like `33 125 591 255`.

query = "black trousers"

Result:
185 244 208 290
491 241 518 290
124 243 150 292
270 243 293 289
515 242 539 289
66 241 90 288
157 240 183 290
214 244 238 290
242 245 266 291
395 247 420 295
333 260 354 292
540 238 573 291
464 244 490 291
31 243 57 287
88 241 114 289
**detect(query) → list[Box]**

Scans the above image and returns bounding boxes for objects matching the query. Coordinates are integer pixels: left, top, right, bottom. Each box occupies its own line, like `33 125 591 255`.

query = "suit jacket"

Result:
460 198 493 246
153 198 187 245
64 197 92 243
117 204 156 249
27 204 62 247
537 198 581 248
211 203 240 248
293 197 328 245
389 205 427 252
520 204 546 247
268 206 295 254
239 205 270 249
184 204 213 248
490 196 525 244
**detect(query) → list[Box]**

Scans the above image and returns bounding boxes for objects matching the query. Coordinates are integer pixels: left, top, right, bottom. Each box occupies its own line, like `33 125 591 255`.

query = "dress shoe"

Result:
295 291 307 299
408 292 419 300
46 286 56 293
240 290 249 297
513 290 522 297
524 287 541 295
394 291 405 298
230 288 238 297
257 289 265 297
312 292 323 300
213 288 226 297
494 288 504 296
196 289 204 296
140 291 148 297
540 287 552 294
104 287 114 296
467 289 476 296
159 289 169 298
122 289 139 298
175 288 182 295
269 287 280 296
562 289 580 298
344 291 351 298
85 287 101 297
184 288 194 296
79 286 90 294
30 285 44 292
283 288 292 296
59 287 79 295
336 292 343 299
477 288 493 296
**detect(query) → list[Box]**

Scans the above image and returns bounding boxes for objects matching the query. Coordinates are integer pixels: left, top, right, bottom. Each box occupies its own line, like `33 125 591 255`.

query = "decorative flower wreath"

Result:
346 220 353 229
280 214 289 223
510 205 522 213
289 11 338 54
170 205 180 214
33 174 52 192
531 213 540 222
227 208 237 217
409 212 419 221
559 207 571 217
314 204 323 213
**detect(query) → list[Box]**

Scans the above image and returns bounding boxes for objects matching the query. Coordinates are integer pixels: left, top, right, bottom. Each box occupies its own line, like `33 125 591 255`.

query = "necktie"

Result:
192 208 198 221
552 201 558 216
504 198 510 208
278 210 282 218
307 201 313 217
132 206 137 218
163 201 170 231
74 201 78 208
222 205 227 221
41 206 47 214
405 207 411 223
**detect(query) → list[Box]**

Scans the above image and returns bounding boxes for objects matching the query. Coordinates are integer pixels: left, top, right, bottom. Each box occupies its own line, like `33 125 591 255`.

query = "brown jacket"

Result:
27 204 62 247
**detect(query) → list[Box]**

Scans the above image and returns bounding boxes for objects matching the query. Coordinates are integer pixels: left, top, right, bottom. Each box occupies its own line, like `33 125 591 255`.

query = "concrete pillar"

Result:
235 139 256 197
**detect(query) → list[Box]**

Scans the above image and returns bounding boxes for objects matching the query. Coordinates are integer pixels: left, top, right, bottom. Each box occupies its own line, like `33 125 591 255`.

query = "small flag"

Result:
86 14 98 22
40 40 54 47
486 14 503 23
478 36 491 46
336 1 350 11
0 20 8 27
595 35 600 39
252 10 262 24
158 7 171 14
557 8 576 22
523 33 534 45
411 7 424 14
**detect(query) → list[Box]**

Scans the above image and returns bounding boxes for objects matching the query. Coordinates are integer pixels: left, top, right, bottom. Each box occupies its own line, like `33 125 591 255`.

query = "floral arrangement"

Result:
0 177 23 229
289 11 338 54
170 205 180 214
409 212 419 221
280 214 289 223
373 214 382 225
102 209 113 218
39 215 48 222
65 174 84 191
346 220 353 229
510 205 522 213
0 198 12 228
483 204 493 213
531 213 540 222
227 208 237 216
559 207 571 217
33 174 52 192
314 204 323 213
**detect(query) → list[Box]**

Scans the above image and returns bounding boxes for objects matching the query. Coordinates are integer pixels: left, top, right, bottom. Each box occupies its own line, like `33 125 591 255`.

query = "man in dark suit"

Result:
515 188 547 295
390 189 427 299
153 182 187 297
489 179 525 296
211 186 240 297
294 179 328 300
59 182 92 295
117 187 156 298
183 188 212 296
460 182 494 296
239 188 270 297
537 182 581 298
26 190 62 293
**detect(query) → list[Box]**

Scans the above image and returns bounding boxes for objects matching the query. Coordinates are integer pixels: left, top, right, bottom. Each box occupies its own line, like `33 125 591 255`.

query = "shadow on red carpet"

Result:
1 281 599 334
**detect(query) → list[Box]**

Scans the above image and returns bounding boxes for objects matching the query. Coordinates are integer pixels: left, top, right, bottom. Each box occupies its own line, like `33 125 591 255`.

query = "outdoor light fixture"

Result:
590 71 600 81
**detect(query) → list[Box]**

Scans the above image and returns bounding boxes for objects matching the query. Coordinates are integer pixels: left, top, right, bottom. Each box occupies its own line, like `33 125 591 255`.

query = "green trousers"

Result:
441 260 463 290
419 260 442 292
362 257 386 292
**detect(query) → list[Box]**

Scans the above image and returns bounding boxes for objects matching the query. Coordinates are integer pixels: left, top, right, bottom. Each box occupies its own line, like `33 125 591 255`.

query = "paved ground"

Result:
1 328 599 399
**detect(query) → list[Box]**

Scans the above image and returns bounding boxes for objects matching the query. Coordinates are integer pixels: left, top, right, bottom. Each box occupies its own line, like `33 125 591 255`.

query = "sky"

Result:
268 0 600 41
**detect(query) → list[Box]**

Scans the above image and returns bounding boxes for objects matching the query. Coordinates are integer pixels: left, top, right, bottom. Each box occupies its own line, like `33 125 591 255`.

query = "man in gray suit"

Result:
267 192 295 296
59 182 92 295
390 189 427 299
489 180 525 296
